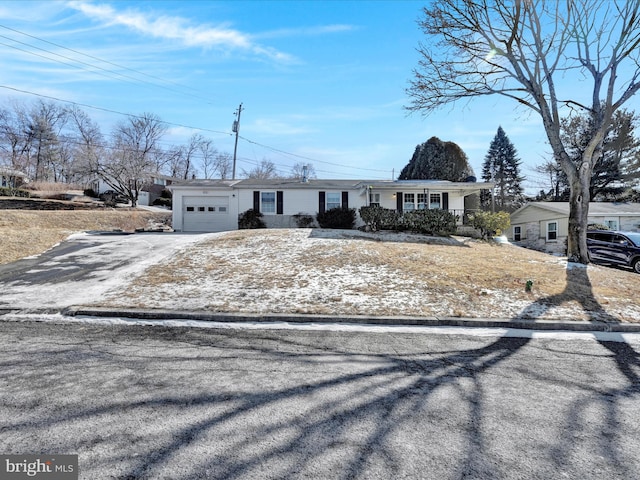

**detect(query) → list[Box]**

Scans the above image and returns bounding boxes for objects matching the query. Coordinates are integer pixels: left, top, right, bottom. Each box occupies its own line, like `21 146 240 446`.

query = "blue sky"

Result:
0 0 614 191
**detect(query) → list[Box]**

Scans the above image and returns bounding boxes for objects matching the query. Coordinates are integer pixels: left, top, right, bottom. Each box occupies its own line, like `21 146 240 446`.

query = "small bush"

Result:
0 187 31 198
400 209 458 235
238 208 266 229
293 213 315 228
587 223 609 231
83 188 98 198
468 210 511 240
160 189 172 199
359 205 400 231
152 197 172 208
317 207 356 229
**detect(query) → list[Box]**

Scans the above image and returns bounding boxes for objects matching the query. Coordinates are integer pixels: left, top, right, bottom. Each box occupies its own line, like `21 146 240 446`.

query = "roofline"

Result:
169 178 495 190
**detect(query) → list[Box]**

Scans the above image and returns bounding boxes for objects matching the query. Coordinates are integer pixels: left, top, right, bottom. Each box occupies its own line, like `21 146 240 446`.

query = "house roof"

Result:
0 167 28 177
512 201 640 218
170 178 494 191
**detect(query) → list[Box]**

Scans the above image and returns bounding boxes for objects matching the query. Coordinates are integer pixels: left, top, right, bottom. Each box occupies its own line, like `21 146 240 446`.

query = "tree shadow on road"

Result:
2 307 639 479
1 323 532 479
513 262 640 477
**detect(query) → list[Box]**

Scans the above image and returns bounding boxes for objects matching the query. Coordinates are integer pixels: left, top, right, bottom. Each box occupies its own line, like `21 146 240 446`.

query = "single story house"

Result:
168 177 494 233
0 168 28 188
509 202 640 254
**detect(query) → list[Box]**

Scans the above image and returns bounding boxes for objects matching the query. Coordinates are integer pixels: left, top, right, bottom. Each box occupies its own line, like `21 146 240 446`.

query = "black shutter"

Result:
253 191 260 212
396 192 403 212
276 191 283 215
442 192 449 211
319 191 326 214
341 191 349 209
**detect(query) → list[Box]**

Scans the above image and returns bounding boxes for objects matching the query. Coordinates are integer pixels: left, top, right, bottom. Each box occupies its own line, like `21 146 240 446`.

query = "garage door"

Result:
182 196 234 232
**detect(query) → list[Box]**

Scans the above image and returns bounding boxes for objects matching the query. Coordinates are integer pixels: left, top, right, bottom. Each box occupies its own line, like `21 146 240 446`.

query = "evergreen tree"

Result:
481 127 524 211
399 136 474 181
560 108 640 200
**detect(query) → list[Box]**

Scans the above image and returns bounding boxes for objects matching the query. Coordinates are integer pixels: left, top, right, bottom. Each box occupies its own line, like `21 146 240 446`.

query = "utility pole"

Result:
232 103 243 180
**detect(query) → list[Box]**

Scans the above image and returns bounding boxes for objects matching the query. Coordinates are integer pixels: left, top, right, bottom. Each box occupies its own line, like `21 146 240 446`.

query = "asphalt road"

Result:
1 320 639 479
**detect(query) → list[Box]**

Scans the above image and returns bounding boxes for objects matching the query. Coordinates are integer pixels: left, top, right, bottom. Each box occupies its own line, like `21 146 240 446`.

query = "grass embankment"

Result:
0 209 171 265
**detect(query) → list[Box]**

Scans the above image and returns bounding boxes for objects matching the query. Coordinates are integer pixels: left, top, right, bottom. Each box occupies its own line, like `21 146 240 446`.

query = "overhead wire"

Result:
0 24 216 104
0 26 397 179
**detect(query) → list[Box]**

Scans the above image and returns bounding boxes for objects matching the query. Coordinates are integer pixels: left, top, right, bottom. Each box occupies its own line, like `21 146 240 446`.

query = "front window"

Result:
404 193 415 211
547 221 558 241
514 226 522 241
604 218 619 231
261 192 276 214
326 192 341 210
430 193 441 209
369 192 380 207
417 193 427 210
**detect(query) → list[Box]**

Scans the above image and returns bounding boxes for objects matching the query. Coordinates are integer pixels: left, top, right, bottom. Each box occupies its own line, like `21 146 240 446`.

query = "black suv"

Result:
586 230 640 273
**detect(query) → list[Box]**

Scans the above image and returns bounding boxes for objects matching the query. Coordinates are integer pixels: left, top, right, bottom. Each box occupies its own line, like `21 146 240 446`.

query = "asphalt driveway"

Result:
0 232 209 311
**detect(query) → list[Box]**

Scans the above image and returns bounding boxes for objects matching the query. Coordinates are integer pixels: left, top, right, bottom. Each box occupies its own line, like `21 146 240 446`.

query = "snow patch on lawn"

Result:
93 229 640 322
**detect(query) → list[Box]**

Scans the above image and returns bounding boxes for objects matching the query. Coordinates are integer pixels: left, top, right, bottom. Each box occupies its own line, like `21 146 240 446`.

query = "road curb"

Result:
61 306 640 332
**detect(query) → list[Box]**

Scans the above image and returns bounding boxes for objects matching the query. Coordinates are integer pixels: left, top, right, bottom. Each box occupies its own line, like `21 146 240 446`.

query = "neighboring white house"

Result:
169 177 494 233
510 202 640 254
89 173 177 206
0 168 28 188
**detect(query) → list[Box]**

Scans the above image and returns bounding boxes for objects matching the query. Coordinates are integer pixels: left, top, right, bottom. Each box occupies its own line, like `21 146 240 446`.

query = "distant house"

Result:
90 173 177 206
0 168 28 188
168 177 493 233
510 202 640 254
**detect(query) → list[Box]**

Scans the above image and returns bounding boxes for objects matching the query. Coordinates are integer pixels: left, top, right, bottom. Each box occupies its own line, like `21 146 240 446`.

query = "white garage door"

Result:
183 196 234 232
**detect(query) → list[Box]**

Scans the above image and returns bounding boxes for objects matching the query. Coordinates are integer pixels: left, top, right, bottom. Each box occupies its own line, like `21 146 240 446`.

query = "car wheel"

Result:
633 258 640 274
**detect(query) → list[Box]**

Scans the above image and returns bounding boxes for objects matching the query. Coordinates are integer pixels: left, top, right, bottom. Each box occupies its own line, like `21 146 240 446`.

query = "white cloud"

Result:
254 24 357 40
67 1 296 63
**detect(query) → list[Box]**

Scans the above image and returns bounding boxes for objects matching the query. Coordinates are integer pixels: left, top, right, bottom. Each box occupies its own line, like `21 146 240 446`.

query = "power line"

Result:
0 27 402 178
0 85 232 138
0 24 216 105
1 85 397 178
238 135 391 173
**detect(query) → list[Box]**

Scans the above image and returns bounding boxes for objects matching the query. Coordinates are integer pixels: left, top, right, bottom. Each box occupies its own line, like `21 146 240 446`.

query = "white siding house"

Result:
510 202 640 254
169 178 493 233
0 168 28 188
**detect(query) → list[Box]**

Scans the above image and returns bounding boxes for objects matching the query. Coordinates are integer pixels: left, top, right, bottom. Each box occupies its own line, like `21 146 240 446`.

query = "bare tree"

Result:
289 162 317 180
214 152 233 179
100 113 167 207
66 106 105 185
167 133 205 180
0 104 31 172
535 160 566 201
241 158 280 179
406 0 640 263
24 100 69 181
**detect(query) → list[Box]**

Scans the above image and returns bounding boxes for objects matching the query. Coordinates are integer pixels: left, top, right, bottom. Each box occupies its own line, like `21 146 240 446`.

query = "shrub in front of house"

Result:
0 187 31 198
238 208 266 229
359 205 400 231
400 209 458 235
152 197 172 208
317 207 356 229
83 188 98 198
587 223 609 231
468 210 511 240
293 213 315 228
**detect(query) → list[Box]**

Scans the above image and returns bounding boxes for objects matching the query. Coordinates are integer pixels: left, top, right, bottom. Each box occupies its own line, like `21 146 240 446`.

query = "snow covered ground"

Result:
84 229 640 323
